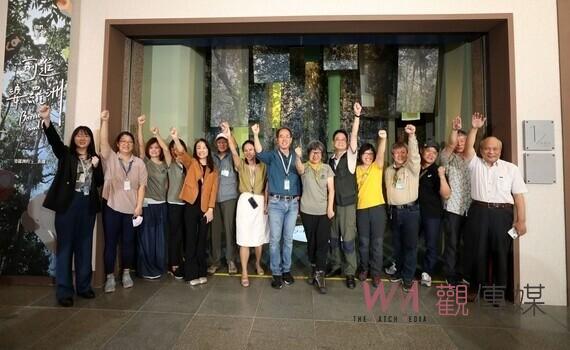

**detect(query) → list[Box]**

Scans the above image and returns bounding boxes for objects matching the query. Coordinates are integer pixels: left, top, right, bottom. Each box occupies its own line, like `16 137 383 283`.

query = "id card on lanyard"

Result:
120 157 134 191
278 151 292 192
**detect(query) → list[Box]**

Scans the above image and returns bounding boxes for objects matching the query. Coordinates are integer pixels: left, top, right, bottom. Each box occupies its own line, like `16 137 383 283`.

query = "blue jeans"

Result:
420 215 442 275
267 197 299 276
390 204 420 283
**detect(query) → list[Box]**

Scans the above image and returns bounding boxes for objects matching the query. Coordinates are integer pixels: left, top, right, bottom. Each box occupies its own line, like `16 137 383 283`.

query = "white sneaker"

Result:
421 272 432 287
122 270 134 289
207 265 218 274
199 277 208 284
104 274 116 293
228 261 238 274
384 262 397 276
189 278 201 286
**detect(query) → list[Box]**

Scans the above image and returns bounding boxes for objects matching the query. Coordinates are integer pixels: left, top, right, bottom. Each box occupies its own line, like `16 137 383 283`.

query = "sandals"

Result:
256 265 264 276
241 278 250 288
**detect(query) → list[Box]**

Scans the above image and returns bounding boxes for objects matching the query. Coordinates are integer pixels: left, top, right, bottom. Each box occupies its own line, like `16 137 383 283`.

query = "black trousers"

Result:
301 212 330 271
441 210 468 280
168 203 185 267
464 205 514 288
183 201 209 281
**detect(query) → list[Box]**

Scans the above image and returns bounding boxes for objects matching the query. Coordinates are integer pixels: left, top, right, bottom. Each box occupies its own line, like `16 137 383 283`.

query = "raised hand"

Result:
472 112 486 129
137 115 146 126
100 110 109 121
452 116 462 130
150 126 159 136
38 105 50 120
170 127 178 139
378 129 387 139
437 166 446 178
220 121 231 138
404 124 416 135
294 146 303 158
251 123 260 135
91 156 100 168
353 102 362 117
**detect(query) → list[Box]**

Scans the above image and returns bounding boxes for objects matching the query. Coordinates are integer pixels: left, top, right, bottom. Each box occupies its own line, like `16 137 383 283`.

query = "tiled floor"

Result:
0 275 569 350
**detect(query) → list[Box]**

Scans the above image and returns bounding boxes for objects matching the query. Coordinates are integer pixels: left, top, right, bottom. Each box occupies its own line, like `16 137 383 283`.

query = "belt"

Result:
270 194 299 201
391 201 418 210
472 200 513 209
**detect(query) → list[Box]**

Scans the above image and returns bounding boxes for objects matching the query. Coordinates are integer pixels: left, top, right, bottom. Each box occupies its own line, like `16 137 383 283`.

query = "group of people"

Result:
41 99 527 307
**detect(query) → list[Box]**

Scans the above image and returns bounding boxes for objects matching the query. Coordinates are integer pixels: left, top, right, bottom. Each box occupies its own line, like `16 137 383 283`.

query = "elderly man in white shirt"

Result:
463 112 528 293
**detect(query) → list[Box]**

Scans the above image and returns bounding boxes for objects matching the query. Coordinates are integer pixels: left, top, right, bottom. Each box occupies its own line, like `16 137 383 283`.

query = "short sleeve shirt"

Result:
440 151 471 215
144 158 168 202
418 163 443 218
468 157 528 204
300 163 334 215
102 151 148 214
256 150 301 196
237 161 266 195
167 162 185 204
356 163 385 209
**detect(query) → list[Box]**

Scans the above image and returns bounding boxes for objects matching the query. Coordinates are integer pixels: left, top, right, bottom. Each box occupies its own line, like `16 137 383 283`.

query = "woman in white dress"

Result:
221 123 268 287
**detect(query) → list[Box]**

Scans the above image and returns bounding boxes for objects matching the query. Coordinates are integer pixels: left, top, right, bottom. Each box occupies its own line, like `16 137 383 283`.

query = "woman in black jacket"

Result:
40 105 104 307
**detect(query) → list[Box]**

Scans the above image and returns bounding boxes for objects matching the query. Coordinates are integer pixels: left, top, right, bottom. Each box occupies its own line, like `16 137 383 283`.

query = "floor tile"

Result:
197 276 262 317
32 309 133 349
542 305 570 330
103 311 192 350
442 326 521 350
505 328 570 349
142 281 211 314
256 282 313 319
314 320 383 350
376 323 457 349
172 315 252 350
31 290 94 308
0 307 77 349
0 285 52 306
247 318 314 350
84 279 162 310
312 280 375 322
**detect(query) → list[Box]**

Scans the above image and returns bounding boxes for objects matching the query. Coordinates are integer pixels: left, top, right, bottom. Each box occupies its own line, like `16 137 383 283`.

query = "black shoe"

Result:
306 265 316 285
372 276 382 288
326 267 341 278
346 275 356 289
271 275 283 289
77 290 95 299
58 297 74 307
314 270 327 294
282 272 295 285
402 280 414 293
173 268 184 280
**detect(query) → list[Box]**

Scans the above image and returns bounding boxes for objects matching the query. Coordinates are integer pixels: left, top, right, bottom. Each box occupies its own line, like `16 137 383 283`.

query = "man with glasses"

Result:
384 124 421 293
326 102 362 289
252 124 301 289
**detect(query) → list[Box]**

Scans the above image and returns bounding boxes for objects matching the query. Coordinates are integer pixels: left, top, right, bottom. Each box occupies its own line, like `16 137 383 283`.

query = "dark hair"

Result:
457 130 467 137
69 126 96 158
358 143 376 164
332 129 349 141
242 140 260 164
145 137 165 161
307 140 327 161
113 131 135 152
276 127 293 139
391 142 408 152
169 139 187 152
193 138 214 171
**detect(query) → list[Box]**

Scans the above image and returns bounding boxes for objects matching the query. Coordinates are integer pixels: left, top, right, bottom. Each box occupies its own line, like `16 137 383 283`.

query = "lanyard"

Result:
119 156 133 179
248 164 256 193
308 162 322 185
278 150 292 176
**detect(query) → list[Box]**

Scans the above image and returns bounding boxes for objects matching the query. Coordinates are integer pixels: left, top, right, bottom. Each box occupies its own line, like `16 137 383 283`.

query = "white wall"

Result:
66 0 565 304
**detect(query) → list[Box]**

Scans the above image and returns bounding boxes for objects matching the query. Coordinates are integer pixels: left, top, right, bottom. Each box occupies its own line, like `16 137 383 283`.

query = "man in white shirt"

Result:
463 113 528 292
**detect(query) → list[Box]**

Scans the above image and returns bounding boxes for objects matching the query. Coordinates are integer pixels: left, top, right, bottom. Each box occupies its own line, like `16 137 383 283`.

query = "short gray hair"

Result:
307 140 326 157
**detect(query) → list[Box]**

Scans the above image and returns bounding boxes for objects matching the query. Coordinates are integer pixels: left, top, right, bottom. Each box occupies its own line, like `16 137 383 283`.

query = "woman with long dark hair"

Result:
171 128 218 285
39 105 103 307
136 115 171 279
100 110 147 293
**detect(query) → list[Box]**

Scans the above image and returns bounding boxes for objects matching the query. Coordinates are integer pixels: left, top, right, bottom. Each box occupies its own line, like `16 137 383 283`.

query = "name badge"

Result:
124 180 131 191
395 178 405 190
221 169 230 177
78 173 86 183
83 187 90 196
284 179 290 191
